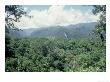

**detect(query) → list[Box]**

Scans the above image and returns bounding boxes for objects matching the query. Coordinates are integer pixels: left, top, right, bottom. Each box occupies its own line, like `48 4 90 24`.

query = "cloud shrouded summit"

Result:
14 5 100 29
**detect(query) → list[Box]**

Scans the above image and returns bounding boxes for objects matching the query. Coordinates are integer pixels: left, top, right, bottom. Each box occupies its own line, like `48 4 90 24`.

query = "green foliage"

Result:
92 5 106 42
5 5 26 29
5 58 18 71
5 5 26 58
5 5 106 72
5 37 106 72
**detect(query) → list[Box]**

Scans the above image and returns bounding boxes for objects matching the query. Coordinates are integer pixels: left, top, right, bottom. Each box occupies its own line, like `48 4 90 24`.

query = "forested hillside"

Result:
8 22 96 39
31 22 96 39
5 5 106 72
5 37 106 72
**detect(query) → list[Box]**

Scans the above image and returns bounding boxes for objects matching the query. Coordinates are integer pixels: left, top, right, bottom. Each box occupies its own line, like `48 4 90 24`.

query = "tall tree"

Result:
92 5 106 42
5 5 26 58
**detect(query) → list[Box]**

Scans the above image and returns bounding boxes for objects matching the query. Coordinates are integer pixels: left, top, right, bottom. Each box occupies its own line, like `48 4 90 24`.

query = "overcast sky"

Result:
14 5 100 29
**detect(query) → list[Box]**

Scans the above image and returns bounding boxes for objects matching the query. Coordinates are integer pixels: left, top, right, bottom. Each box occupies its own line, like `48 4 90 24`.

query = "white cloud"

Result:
14 5 100 29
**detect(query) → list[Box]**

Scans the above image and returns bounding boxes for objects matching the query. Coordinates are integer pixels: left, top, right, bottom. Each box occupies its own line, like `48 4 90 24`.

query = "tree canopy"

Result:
92 5 106 42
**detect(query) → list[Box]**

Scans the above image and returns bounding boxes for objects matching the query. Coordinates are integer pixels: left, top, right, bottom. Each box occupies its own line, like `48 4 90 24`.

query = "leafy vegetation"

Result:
5 5 106 72
5 37 106 72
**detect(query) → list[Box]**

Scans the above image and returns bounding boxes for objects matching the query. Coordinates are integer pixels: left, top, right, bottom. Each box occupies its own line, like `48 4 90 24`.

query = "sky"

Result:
14 5 100 29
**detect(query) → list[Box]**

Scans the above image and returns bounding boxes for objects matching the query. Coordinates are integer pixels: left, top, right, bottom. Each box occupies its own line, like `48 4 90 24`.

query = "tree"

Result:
5 5 26 29
5 5 26 58
92 5 106 42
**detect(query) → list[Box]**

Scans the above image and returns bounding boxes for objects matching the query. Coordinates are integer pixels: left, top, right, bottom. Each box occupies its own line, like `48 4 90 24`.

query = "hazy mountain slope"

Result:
8 28 36 38
31 22 97 39
9 22 97 39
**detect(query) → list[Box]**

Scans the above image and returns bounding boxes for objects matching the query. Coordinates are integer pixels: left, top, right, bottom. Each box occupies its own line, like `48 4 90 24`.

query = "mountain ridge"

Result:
9 22 97 39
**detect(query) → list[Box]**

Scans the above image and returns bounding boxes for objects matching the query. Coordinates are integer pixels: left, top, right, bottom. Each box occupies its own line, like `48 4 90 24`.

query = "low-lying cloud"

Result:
14 5 100 29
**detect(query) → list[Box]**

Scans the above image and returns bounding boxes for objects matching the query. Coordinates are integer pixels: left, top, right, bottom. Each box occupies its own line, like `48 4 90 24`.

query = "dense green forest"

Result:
5 5 106 72
5 37 106 72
